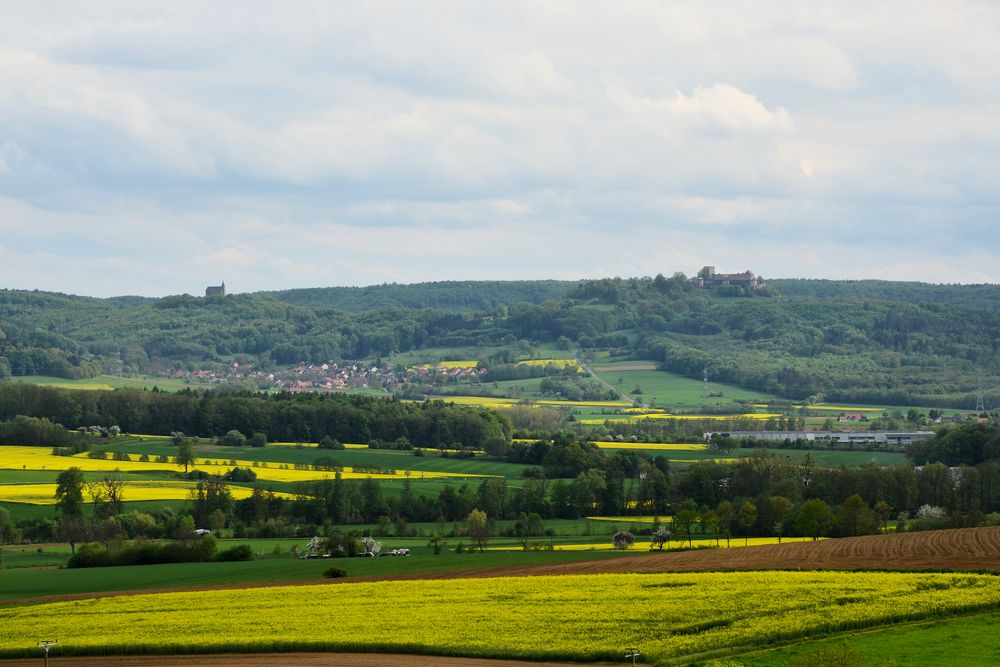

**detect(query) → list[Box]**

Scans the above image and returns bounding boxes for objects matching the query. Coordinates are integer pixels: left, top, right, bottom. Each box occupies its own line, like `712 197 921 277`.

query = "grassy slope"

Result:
729 610 1000 666
590 367 780 408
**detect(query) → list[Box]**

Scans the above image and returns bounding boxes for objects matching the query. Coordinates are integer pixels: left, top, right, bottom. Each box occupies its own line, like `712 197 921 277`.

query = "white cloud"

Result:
0 1 997 295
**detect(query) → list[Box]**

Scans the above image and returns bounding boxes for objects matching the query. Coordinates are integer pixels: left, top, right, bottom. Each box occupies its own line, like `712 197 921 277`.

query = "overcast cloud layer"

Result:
1 1 998 297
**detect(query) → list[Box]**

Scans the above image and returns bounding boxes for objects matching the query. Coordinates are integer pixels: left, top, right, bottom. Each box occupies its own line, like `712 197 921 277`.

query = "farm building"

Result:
704 430 934 445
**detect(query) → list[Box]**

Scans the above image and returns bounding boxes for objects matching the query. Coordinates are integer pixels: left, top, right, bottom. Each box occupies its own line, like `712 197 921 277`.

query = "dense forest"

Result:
0 384 512 448
1 275 999 407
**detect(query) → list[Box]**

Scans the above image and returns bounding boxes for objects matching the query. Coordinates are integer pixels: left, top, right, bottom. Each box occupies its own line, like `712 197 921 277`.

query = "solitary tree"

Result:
612 530 635 550
55 467 86 517
739 500 758 547
466 508 489 553
176 440 196 474
874 500 894 534
650 525 672 551
796 498 834 541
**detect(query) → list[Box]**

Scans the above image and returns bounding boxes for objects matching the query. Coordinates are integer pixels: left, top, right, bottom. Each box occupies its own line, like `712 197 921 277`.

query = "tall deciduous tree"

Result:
466 508 489 553
837 494 877 536
55 466 85 517
739 500 758 547
771 496 793 544
796 498 833 541
176 440 196 474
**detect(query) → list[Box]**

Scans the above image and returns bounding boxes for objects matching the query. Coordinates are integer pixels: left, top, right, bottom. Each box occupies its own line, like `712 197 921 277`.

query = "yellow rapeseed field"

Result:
1 572 997 662
418 360 479 369
516 359 581 371
0 447 480 482
0 482 297 505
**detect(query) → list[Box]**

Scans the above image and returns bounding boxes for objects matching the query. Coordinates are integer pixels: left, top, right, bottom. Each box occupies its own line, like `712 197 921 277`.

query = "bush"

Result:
318 436 345 450
216 544 255 562
323 566 347 578
67 536 221 568
67 542 114 568
217 429 248 447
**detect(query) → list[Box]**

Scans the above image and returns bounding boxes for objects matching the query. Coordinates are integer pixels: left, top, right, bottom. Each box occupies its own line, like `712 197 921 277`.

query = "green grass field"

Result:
0 547 628 603
731 609 1000 666
590 366 781 408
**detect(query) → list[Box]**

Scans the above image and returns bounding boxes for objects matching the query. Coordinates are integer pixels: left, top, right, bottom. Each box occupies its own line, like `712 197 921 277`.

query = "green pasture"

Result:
731 609 1000 666
590 367 781 408
0 547 629 604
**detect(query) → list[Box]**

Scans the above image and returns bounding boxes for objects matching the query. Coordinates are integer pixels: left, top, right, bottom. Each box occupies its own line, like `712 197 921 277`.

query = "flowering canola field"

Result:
0 447 480 482
1 571 997 663
0 481 297 505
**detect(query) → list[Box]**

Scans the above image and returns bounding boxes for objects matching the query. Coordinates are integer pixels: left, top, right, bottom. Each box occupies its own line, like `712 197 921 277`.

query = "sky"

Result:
1 1 999 297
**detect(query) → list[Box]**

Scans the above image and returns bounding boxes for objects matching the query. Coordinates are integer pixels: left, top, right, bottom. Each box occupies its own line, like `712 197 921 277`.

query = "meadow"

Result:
2 571 998 663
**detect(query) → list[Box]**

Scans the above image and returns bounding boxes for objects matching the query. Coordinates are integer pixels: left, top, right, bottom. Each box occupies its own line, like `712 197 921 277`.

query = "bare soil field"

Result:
524 526 1000 575
0 653 623 667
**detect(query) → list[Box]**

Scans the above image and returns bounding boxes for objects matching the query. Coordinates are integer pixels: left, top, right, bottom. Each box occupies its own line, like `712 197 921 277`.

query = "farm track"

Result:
0 653 625 666
4 528 997 609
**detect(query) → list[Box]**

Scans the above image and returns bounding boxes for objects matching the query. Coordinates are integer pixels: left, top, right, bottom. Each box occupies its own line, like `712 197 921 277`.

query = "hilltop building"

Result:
696 266 764 290
205 282 226 297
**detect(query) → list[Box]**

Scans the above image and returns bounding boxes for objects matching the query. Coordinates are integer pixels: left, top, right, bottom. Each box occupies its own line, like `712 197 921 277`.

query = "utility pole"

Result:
975 374 986 413
37 640 57 667
625 647 641 666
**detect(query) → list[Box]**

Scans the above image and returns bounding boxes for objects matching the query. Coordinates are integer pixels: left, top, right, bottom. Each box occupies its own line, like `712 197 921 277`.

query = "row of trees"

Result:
0 384 512 450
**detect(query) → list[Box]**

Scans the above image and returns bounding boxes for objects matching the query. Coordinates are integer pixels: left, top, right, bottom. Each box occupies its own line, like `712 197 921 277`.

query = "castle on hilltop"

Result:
205 282 226 297
695 266 764 290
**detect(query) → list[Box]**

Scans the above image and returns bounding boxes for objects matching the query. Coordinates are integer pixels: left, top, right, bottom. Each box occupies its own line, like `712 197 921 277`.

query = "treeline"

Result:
0 384 511 449
907 423 1000 466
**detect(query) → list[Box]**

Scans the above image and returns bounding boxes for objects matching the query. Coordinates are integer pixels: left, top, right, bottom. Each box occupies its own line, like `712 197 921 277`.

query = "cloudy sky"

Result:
1 1 999 297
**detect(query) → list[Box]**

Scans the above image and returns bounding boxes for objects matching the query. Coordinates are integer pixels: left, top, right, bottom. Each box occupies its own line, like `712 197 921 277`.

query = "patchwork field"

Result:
0 446 485 483
2 570 998 663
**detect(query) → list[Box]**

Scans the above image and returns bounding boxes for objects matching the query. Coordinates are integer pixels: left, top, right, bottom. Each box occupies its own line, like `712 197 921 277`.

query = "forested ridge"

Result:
1 275 998 407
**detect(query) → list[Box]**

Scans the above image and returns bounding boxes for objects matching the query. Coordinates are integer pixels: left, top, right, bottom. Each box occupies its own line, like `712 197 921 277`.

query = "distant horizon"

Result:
5 273 1000 301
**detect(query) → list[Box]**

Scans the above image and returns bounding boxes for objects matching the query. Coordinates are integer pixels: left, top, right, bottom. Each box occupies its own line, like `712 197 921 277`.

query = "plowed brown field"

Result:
517 526 1000 575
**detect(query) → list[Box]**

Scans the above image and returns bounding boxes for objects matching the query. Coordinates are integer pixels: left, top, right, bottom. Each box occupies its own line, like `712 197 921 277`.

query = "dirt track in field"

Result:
590 363 658 371
0 653 625 666
4 528 997 609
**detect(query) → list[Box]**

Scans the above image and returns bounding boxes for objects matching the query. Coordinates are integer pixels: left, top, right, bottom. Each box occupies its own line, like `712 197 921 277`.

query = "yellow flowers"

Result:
0 446 480 483
0 482 296 505
1 572 998 662
517 359 582 371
